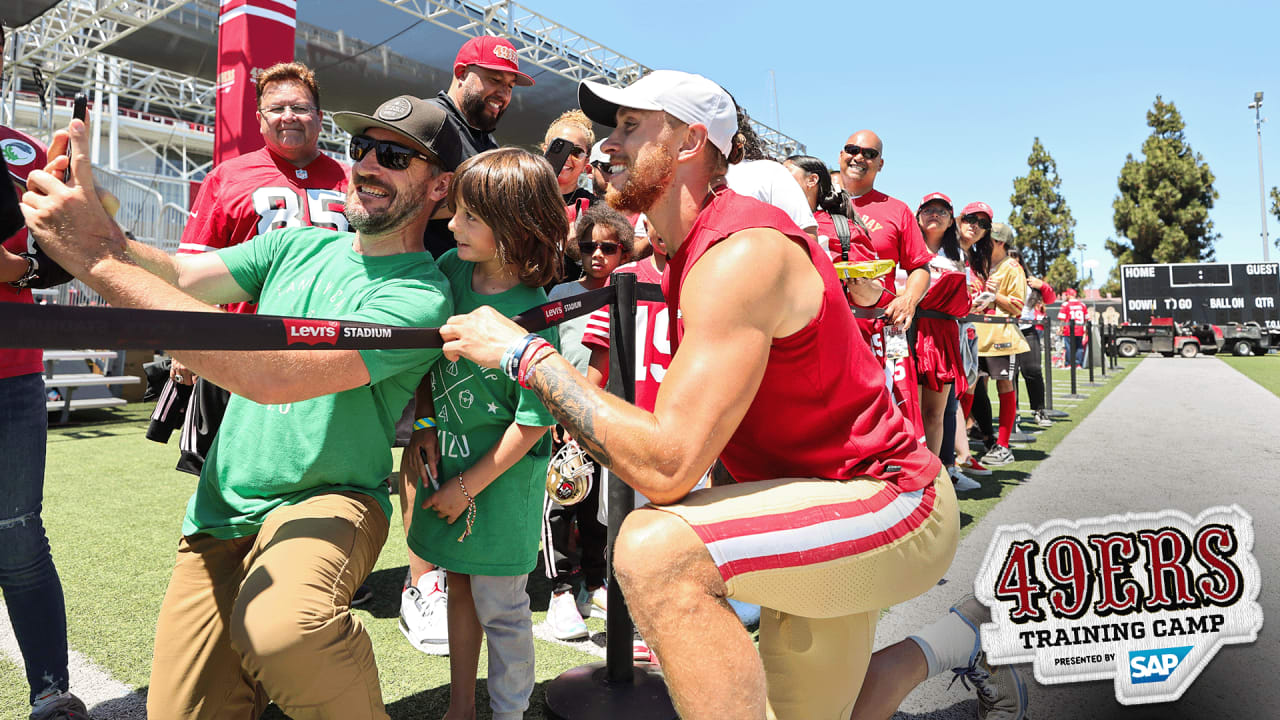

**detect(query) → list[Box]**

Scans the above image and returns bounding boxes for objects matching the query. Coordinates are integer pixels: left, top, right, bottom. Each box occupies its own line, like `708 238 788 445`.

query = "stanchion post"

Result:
1069 319 1078 395
1043 315 1054 411
544 272 675 720
1098 322 1107 379
1086 320 1095 384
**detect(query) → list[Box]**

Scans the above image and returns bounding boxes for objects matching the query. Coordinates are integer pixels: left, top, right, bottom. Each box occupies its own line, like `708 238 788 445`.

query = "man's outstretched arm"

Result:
442 227 817 504
20 121 374 404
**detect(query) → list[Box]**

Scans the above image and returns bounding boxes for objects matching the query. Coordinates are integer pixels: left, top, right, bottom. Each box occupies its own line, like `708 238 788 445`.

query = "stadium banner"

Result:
214 0 297 165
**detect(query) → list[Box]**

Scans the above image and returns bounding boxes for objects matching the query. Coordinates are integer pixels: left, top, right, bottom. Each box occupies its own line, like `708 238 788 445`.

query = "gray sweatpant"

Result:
472 574 535 720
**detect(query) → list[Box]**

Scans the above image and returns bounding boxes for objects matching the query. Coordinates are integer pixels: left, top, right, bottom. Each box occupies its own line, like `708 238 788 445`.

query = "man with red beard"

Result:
438 71 1024 720
839 129 934 439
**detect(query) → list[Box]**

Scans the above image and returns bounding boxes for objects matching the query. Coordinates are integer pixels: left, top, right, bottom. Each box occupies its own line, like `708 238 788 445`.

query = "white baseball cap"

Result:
578 70 738 157
589 139 609 165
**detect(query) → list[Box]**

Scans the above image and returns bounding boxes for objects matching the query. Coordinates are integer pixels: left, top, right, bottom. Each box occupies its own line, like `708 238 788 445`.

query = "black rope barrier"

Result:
3 283 666 351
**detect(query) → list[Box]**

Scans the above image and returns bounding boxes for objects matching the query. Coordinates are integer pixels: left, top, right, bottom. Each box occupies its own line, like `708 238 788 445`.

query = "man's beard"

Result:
459 87 504 133
343 176 422 235
605 144 675 214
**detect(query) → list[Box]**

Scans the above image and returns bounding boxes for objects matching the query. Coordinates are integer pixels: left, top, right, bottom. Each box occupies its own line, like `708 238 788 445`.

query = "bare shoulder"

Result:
682 227 817 334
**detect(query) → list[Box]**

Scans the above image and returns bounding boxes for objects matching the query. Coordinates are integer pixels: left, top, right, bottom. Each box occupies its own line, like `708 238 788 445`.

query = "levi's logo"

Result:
542 302 565 325
284 319 340 345
1128 646 1192 684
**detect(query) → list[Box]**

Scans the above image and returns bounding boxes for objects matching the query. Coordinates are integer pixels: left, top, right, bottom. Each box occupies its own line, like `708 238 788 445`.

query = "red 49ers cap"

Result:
960 201 994 219
917 192 952 211
454 36 534 87
0 125 49 187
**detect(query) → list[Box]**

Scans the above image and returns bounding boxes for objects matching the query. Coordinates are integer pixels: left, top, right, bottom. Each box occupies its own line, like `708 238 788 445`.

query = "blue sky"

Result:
524 0 1280 286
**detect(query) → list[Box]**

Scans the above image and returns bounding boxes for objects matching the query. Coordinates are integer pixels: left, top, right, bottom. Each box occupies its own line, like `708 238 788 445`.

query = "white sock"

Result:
908 610 980 677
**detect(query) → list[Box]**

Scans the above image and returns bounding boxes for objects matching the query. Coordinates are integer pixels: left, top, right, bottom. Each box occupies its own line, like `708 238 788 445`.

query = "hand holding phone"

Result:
544 137 573 177
64 93 88 184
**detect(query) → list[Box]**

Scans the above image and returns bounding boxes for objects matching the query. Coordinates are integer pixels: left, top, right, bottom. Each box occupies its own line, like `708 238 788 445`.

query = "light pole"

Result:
1249 91 1269 262
1078 243 1087 289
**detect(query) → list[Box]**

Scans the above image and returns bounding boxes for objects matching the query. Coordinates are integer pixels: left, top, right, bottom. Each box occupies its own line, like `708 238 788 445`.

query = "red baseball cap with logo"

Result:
961 201 993 219
917 192 952 211
454 36 534 87
1 125 49 187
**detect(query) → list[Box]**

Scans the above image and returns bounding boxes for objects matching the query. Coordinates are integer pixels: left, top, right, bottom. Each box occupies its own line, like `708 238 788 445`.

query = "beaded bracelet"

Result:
518 343 555 389
413 417 437 431
454 474 477 542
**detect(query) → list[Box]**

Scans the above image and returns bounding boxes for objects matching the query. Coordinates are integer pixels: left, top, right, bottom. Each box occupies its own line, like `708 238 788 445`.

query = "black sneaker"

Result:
949 595 1028 720
29 690 89 720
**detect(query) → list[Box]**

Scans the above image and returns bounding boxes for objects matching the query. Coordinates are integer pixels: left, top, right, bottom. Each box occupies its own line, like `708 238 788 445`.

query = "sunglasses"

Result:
348 135 431 171
591 160 611 172
578 241 621 255
842 144 881 160
960 214 992 230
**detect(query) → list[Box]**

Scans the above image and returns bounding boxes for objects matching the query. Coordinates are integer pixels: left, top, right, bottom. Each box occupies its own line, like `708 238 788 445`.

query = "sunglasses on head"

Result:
842 144 880 160
348 135 431 171
578 241 621 255
960 214 992 230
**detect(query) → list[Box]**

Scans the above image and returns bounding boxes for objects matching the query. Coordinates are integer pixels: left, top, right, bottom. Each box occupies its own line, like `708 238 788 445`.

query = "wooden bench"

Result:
43 350 141 423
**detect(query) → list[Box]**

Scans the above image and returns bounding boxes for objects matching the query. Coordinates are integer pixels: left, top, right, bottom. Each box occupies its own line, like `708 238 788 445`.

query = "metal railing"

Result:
36 165 186 307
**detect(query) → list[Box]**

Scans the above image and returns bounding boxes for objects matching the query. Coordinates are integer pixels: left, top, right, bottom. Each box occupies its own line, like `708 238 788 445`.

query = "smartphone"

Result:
64 93 88 183
544 137 572 177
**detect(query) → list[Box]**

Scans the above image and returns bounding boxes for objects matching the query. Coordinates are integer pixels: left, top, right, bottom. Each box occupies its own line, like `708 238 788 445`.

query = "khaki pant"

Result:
147 491 390 720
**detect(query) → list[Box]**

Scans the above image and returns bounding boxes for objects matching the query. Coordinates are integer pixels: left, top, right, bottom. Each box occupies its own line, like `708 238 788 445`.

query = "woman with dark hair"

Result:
954 203 996 475
784 154 875 264
912 193 979 492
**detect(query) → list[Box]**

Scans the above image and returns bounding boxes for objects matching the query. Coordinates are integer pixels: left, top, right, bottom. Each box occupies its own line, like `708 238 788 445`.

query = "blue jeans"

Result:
0 372 70 704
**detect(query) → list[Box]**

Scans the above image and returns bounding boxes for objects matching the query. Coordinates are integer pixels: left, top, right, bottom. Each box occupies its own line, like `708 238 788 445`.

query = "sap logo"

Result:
1128 646 1192 684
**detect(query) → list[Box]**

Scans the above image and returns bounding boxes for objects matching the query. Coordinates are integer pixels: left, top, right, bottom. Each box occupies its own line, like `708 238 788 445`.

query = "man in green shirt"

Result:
21 95 462 720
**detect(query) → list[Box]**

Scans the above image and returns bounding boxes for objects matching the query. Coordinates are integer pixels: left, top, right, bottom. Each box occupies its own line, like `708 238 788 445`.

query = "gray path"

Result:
883 356 1279 720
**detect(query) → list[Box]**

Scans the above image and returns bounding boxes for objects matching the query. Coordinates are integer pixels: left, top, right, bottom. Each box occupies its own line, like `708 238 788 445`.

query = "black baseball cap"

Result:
334 95 464 171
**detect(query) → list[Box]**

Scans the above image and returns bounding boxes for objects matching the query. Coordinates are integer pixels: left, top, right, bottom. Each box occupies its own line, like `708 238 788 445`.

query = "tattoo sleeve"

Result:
528 355 614 467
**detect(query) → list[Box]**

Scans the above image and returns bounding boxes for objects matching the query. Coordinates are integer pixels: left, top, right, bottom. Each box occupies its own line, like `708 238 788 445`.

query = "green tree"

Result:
1108 96 1218 278
1008 138 1078 291
1269 187 1280 249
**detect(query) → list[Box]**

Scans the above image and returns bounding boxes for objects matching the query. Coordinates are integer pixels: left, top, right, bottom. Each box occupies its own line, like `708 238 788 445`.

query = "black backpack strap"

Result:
831 212 851 262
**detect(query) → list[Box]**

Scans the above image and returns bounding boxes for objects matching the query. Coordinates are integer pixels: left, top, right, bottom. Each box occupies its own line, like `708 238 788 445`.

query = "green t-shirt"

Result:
182 227 452 539
406 250 557 576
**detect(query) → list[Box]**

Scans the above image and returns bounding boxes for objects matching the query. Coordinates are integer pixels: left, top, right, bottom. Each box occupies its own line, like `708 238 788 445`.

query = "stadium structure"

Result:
3 0 806 275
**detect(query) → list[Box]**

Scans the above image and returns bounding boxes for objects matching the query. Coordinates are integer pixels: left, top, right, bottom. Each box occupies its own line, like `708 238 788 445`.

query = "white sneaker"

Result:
399 569 449 655
577 584 607 619
949 466 981 492
547 590 589 640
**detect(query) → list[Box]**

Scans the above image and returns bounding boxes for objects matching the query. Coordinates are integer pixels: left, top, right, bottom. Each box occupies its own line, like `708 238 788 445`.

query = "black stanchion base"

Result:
1044 409 1069 418
544 662 676 720
1064 394 1087 400
1009 432 1037 444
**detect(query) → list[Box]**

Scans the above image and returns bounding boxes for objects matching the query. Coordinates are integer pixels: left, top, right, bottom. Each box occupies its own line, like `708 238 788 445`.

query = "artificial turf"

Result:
2 359 1139 718
1217 353 1280 399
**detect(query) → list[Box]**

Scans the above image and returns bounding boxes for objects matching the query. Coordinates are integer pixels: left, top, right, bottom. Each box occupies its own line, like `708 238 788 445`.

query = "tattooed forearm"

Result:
530 357 615 467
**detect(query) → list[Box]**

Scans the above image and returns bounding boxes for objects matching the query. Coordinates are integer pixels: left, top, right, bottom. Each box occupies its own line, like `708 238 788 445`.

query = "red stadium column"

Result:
214 0 297 165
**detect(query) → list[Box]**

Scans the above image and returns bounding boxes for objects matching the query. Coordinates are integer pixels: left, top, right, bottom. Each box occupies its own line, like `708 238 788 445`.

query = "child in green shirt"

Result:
404 147 568 720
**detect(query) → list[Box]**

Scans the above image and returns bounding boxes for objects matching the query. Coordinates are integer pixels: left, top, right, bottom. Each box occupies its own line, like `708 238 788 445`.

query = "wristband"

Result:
455 473 478 542
516 338 551 385
413 417 436 431
8 255 38 289
503 333 540 382
519 343 555 389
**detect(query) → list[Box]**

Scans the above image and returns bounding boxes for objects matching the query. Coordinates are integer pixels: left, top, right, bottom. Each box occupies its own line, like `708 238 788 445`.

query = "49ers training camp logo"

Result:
974 506 1262 705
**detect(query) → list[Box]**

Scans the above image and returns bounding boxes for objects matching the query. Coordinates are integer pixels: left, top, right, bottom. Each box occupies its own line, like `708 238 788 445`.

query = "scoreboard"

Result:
1121 263 1280 328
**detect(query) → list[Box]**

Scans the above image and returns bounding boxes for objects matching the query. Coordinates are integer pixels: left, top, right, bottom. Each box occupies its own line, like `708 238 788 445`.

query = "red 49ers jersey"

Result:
180 147 348 313
581 257 670 412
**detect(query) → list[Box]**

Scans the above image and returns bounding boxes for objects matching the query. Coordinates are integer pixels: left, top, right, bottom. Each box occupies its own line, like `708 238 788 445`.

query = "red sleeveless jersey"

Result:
662 190 938 490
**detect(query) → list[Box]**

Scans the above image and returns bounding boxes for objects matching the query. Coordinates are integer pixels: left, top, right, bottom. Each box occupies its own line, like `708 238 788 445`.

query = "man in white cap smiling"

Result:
439 70 1026 720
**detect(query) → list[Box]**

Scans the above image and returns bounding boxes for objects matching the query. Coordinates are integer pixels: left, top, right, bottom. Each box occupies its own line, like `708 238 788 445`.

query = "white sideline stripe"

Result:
0 600 145 718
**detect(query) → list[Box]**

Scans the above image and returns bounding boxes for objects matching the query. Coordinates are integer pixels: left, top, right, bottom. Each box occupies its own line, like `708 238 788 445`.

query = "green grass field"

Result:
1217 353 1280 399
3 359 1138 718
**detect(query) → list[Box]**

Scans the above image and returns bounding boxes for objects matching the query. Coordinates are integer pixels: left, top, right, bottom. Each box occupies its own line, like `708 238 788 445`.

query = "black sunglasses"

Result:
960 214 992 230
842 144 881 160
348 135 431 171
578 241 621 255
